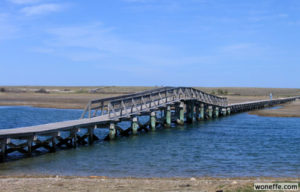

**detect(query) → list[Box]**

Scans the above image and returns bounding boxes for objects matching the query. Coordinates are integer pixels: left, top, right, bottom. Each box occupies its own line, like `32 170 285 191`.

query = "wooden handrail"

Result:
80 87 228 119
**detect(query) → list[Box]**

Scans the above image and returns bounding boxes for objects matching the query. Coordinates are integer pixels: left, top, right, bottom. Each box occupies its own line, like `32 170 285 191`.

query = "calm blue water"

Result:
0 106 82 129
0 106 300 177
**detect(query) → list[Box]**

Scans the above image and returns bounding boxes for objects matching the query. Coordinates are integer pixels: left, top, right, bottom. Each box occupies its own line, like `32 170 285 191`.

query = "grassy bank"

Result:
0 86 299 109
249 100 300 117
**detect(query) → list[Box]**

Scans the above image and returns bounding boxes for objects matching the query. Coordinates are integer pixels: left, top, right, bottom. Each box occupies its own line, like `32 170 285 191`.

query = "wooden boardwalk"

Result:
0 87 298 161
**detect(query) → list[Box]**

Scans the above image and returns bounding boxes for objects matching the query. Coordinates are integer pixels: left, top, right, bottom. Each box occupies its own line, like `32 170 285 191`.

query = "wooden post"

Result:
150 112 156 131
51 136 56 152
165 105 171 128
160 109 164 119
176 102 184 125
70 128 79 148
109 123 116 140
214 107 219 118
186 101 194 123
199 104 204 120
222 108 227 116
227 107 231 115
27 136 34 154
195 104 200 121
88 102 91 118
208 106 213 119
1 139 7 161
131 117 138 135
88 125 96 145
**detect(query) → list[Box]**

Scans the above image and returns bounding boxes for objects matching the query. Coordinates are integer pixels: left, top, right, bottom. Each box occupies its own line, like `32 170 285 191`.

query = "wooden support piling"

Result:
0 138 8 161
214 107 219 118
71 129 78 148
199 104 205 120
51 136 56 152
109 123 116 140
208 106 213 119
221 108 227 116
195 104 200 121
176 102 185 125
150 112 156 131
88 125 95 145
131 117 138 135
165 105 171 127
27 136 34 154
186 101 194 123
227 107 231 115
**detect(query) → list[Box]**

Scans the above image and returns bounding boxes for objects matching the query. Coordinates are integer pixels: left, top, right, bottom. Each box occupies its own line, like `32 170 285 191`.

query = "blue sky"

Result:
0 0 300 87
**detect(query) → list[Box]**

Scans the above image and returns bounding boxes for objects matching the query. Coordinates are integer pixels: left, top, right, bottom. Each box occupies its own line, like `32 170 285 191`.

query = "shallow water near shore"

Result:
0 106 300 177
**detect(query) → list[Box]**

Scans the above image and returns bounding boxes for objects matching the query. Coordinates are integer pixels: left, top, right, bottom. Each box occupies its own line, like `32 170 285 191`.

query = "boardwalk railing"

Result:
80 87 228 120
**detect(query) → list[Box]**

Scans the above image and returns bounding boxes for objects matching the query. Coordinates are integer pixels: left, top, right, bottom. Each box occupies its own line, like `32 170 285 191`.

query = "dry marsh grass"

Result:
0 86 299 109
249 100 300 117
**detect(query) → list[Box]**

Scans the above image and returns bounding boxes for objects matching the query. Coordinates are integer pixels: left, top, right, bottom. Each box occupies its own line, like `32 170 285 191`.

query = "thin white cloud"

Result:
248 14 288 22
0 13 18 41
8 0 40 4
34 23 210 68
20 3 62 16
123 0 154 3
218 43 272 61
221 43 255 52
123 0 181 12
44 23 170 62
34 22 273 73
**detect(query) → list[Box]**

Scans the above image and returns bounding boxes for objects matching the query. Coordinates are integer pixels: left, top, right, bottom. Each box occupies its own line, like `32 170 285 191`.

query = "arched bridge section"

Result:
80 87 228 120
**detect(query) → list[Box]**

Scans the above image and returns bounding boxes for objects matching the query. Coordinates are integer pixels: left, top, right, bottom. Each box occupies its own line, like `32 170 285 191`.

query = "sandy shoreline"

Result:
249 100 300 117
0 176 299 192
